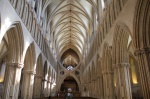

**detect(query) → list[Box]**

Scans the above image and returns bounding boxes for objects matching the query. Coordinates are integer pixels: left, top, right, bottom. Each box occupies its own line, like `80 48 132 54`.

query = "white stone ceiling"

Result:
44 0 98 58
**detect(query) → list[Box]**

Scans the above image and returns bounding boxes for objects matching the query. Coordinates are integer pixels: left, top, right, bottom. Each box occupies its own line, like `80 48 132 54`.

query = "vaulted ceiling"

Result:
43 0 98 61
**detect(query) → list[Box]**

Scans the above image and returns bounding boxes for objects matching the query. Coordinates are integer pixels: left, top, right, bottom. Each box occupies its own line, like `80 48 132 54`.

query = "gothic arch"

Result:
133 0 150 98
20 42 36 99
58 73 81 92
2 22 24 63
1 21 24 99
23 42 36 71
113 22 131 64
112 22 132 99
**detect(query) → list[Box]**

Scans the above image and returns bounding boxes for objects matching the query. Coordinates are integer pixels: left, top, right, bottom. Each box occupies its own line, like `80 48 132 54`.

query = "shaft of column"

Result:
33 75 42 98
21 70 36 99
113 63 132 99
134 49 150 99
3 62 24 99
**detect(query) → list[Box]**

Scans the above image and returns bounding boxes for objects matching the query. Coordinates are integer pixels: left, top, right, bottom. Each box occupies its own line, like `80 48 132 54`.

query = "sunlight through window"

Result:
101 0 105 9
67 66 74 71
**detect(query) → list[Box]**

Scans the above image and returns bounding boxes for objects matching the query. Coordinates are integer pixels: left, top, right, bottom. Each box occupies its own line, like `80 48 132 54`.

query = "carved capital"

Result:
113 63 130 68
134 47 150 56
24 70 36 75
6 62 24 69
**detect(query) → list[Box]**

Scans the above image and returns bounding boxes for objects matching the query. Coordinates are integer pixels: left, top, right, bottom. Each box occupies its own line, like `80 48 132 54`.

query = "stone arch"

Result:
58 73 81 92
1 21 24 63
1 22 24 99
112 22 132 99
59 46 82 61
113 22 131 64
133 0 150 98
23 42 36 71
20 42 36 99
33 53 43 98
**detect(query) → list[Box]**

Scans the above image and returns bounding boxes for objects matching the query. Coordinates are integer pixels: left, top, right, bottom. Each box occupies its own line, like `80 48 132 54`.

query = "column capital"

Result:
134 47 150 56
113 63 130 68
6 62 24 68
24 70 36 75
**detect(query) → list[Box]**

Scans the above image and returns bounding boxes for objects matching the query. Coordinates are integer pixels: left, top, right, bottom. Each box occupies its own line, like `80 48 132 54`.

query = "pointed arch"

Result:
23 42 36 71
58 73 81 92
4 22 24 63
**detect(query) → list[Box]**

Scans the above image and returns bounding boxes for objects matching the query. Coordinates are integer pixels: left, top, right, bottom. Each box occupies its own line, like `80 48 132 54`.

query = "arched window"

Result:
67 66 74 71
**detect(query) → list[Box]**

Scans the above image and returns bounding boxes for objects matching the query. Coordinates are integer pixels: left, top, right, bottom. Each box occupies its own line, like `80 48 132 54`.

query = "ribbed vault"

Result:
44 0 97 58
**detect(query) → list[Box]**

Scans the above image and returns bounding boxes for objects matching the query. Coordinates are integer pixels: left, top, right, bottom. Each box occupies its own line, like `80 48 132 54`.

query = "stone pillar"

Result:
107 71 115 99
102 70 110 99
91 80 94 97
95 79 98 98
134 48 150 99
96 79 99 98
47 80 51 96
99 75 104 99
42 78 48 97
94 80 96 98
87 82 90 97
21 70 36 99
50 82 55 96
97 0 103 23
3 62 24 99
33 75 42 98
113 63 132 99
102 70 115 99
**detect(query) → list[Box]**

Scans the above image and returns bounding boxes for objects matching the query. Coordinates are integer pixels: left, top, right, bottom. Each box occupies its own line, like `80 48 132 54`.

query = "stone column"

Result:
97 0 103 23
87 82 90 97
42 78 48 97
96 79 99 98
93 79 97 98
21 70 36 99
107 70 115 99
3 62 24 99
33 75 42 98
113 63 132 99
50 82 55 96
102 71 108 99
99 75 104 99
91 80 94 97
47 80 51 96
134 48 150 99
